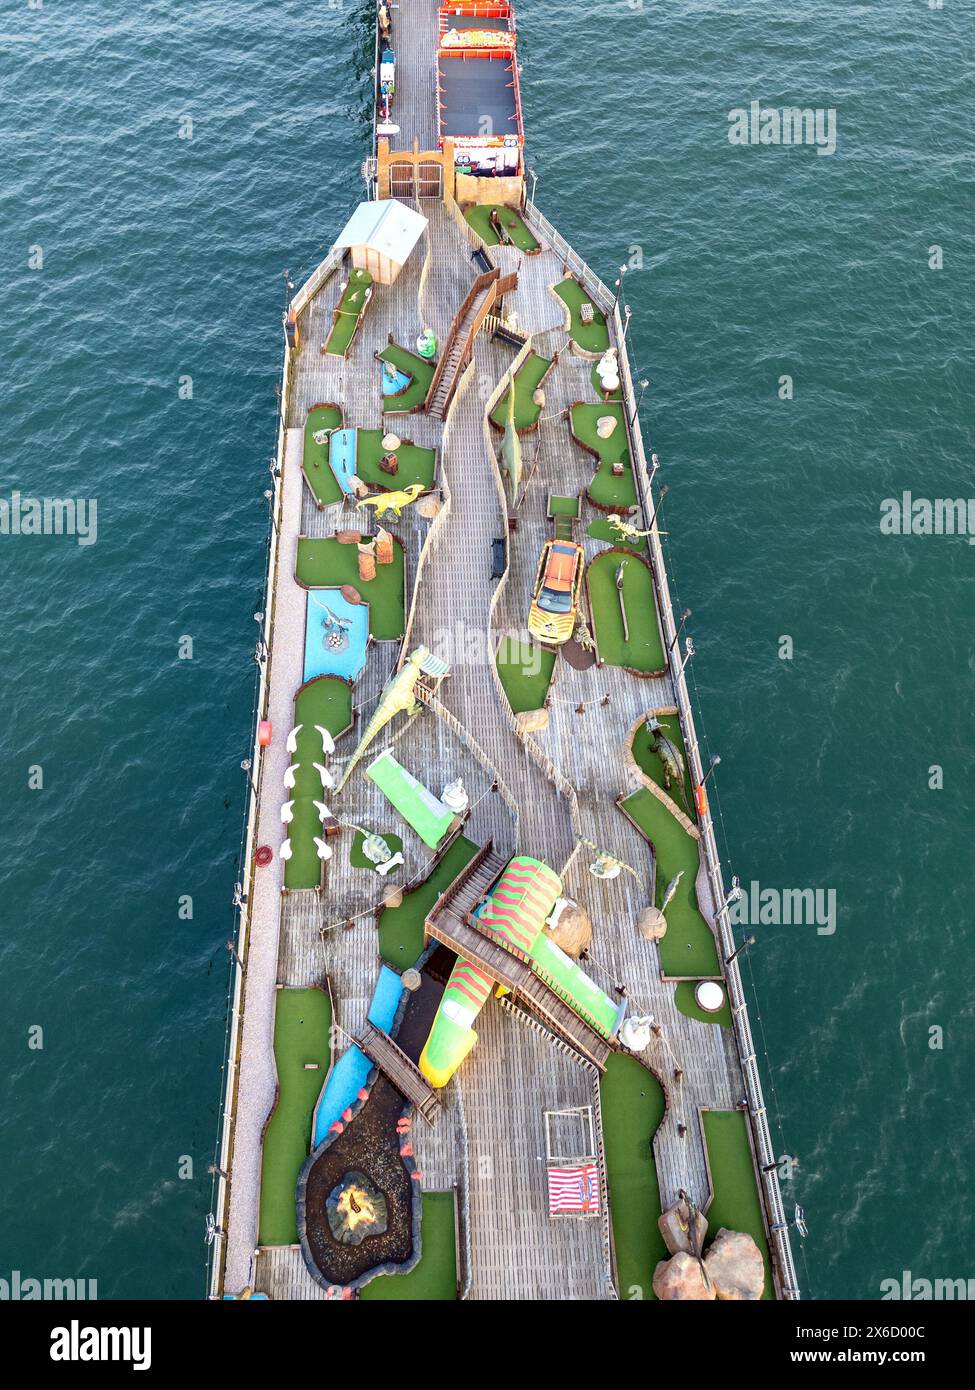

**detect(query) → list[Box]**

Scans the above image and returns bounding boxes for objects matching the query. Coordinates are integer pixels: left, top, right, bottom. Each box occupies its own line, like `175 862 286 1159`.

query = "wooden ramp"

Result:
355 1020 443 1124
426 268 519 419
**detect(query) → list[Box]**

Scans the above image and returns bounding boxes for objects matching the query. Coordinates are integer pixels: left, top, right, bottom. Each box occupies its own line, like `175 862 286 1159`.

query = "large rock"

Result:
659 1197 708 1257
652 1252 715 1301
416 494 442 520
515 707 549 733
638 906 667 941
703 1228 766 1301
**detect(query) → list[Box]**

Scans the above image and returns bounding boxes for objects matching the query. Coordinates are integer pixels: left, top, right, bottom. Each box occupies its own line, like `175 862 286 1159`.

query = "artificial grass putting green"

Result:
296 536 405 641
258 988 332 1246
354 432 436 492
587 516 647 552
495 635 557 713
701 1110 773 1299
324 268 373 356
549 494 580 518
600 1053 667 1300
674 980 732 1029
285 676 354 890
350 829 403 870
587 552 665 673
489 353 551 431
378 342 436 413
631 713 693 810
619 789 722 978
303 404 344 507
464 203 540 253
570 402 638 509
378 836 479 966
360 1191 457 1300
553 276 610 354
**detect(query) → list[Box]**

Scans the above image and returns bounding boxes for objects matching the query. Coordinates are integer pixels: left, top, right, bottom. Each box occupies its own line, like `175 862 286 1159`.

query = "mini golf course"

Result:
355 432 437 492
296 536 406 641
631 713 693 810
258 987 332 1246
359 1190 457 1300
701 1110 773 1299
600 1053 667 1300
464 203 540 252
350 829 403 870
619 788 722 978
379 342 436 413
570 402 638 509
587 552 665 673
495 635 556 713
324 268 373 357
378 836 479 966
553 276 610 354
489 352 551 431
285 676 354 891
303 404 345 506
674 980 732 1028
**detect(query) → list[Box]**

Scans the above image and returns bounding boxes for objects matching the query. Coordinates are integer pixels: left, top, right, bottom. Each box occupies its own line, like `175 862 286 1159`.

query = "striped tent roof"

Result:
476 856 562 955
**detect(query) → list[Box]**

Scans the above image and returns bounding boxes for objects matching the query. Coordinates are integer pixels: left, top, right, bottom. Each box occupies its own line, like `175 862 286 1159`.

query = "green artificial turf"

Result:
489 353 551 430
324 268 373 356
674 980 732 1029
284 677 354 890
350 829 403 870
549 494 580 518
619 789 722 977
600 1053 667 1300
378 342 436 413
258 988 332 1246
464 203 540 252
378 836 480 966
553 277 610 354
587 552 665 673
631 713 693 810
701 1110 774 1299
296 536 405 641
360 1191 457 1300
570 402 638 509
303 404 344 507
354 431 437 491
495 635 557 713
587 517 647 552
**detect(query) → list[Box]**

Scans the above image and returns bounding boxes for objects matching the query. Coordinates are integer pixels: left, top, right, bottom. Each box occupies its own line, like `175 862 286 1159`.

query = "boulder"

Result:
638 906 667 941
659 1197 708 1257
382 886 404 910
596 415 617 439
335 530 362 545
416 494 442 520
652 1252 715 1301
703 1228 766 1301
515 707 549 733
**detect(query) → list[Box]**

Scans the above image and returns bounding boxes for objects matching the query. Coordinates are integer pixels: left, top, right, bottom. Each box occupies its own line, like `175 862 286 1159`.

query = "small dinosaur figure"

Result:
355 482 424 519
608 513 652 544
335 646 450 791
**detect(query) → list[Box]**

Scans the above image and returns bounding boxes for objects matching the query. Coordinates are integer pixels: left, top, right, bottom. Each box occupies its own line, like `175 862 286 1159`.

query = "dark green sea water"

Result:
1 2 971 1299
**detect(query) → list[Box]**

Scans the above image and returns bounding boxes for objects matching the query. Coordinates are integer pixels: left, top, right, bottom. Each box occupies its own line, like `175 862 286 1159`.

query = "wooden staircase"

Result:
355 1020 442 1124
425 268 518 420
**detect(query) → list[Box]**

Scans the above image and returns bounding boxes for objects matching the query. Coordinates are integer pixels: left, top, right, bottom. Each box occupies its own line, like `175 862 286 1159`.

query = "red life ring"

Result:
255 845 274 867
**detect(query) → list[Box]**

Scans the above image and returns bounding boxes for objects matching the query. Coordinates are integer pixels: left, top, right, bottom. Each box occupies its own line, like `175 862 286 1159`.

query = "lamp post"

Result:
676 634 695 676
702 754 721 787
669 607 691 653
611 263 628 315
225 938 244 972
268 456 280 479
622 303 632 345
725 932 756 966
240 758 258 800
527 165 538 210
648 482 668 531
628 377 650 429
263 488 279 537
722 873 741 911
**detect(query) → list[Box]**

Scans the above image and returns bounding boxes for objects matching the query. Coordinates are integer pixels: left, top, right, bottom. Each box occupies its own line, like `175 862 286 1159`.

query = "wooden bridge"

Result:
424 843 615 1071
355 1020 443 1124
425 267 519 419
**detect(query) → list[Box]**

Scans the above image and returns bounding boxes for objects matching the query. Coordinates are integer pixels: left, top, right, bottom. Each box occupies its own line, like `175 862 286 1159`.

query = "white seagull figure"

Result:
313 800 332 823
313 837 333 862
315 725 335 756
279 838 293 861
284 763 300 789
313 762 334 788
286 724 303 754
280 800 295 824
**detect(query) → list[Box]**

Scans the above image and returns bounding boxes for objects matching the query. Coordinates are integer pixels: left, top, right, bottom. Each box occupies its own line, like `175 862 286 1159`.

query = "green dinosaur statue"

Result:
335 646 450 791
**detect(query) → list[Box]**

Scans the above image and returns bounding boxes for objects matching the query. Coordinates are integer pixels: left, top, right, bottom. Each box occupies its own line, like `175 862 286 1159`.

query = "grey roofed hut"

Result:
332 200 428 285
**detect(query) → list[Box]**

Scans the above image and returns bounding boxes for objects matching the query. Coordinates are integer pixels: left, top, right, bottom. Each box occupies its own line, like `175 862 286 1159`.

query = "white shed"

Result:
332 199 429 285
